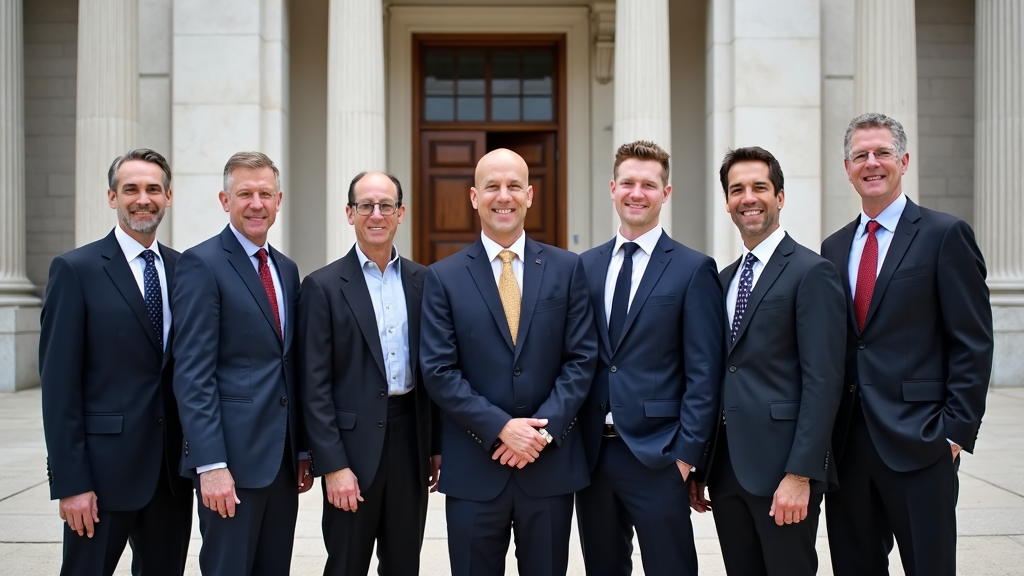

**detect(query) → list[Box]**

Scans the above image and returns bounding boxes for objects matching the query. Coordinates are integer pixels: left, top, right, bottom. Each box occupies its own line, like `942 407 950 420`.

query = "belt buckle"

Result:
602 423 618 438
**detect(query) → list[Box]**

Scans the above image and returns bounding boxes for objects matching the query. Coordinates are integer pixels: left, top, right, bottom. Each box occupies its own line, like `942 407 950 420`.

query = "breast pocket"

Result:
534 297 567 313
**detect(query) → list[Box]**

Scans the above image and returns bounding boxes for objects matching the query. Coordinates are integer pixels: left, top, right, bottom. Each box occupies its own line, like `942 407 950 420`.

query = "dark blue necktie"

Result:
141 250 163 350
731 252 758 343
608 242 639 346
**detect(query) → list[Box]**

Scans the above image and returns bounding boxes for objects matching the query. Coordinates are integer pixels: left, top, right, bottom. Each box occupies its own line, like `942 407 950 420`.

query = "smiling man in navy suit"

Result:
420 148 598 576
173 152 311 576
575 140 725 576
40 149 193 576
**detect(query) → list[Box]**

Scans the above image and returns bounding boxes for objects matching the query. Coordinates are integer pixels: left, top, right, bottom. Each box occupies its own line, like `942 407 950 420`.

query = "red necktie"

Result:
256 248 283 340
854 220 881 332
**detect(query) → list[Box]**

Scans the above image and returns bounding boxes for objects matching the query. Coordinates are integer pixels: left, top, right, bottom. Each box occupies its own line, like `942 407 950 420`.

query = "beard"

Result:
119 205 166 236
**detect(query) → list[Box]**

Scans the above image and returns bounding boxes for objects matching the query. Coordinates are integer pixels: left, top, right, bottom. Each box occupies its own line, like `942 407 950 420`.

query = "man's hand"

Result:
676 459 692 482
491 443 529 469
297 459 313 494
59 491 99 538
201 468 240 518
769 473 810 526
429 455 442 493
324 468 363 512
951 442 962 461
497 418 549 463
689 481 712 513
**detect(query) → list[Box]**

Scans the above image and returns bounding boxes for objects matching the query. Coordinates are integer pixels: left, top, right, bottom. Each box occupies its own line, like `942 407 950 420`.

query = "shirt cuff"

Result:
196 462 227 474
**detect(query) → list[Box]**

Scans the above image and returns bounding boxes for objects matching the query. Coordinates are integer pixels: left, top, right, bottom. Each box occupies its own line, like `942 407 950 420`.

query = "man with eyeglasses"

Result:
298 172 441 576
821 113 993 576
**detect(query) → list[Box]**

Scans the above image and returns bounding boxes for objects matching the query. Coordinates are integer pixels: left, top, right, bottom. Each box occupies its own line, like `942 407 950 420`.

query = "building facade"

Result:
1 0 1021 390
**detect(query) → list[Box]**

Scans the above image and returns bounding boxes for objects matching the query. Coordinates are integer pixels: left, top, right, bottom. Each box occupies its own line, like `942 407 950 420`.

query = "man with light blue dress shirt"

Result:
298 171 441 576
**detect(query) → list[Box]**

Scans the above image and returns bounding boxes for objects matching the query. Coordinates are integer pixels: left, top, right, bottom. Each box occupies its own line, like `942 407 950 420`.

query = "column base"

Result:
992 293 1024 388
0 306 41 392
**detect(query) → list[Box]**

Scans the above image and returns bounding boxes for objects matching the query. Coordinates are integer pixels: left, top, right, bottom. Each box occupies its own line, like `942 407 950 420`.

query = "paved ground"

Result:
1 387 1022 575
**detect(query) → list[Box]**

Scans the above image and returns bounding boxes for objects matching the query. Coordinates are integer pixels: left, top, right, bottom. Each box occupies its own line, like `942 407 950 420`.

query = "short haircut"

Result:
613 140 671 186
844 112 908 160
108 148 172 192
347 171 404 206
222 151 281 192
718 146 785 197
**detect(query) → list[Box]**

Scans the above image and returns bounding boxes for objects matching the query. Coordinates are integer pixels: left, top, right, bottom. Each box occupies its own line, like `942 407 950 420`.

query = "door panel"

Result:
417 131 486 263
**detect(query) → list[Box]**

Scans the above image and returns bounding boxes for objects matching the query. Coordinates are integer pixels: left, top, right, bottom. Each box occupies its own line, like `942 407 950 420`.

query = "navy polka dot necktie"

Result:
731 252 758 343
141 250 163 350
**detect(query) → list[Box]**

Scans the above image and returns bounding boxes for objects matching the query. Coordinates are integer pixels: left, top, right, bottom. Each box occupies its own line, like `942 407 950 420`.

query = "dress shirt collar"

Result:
613 225 662 256
858 193 907 237
113 225 160 263
481 230 526 263
354 242 400 273
229 222 269 258
741 226 787 265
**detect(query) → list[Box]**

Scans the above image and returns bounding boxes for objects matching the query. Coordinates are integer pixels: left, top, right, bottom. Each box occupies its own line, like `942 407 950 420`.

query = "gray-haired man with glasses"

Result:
297 171 442 576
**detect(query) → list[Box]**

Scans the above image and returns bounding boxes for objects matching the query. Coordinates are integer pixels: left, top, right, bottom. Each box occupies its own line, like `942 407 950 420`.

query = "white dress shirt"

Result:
603 226 663 324
113 225 171 350
355 243 413 396
726 226 787 326
481 231 526 294
847 194 907 298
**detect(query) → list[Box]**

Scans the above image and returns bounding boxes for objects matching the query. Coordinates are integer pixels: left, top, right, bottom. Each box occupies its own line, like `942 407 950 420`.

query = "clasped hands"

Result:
491 417 549 468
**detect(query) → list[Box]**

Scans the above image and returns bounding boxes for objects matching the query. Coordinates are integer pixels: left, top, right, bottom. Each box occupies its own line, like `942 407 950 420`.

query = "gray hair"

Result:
108 148 172 191
223 151 281 192
843 113 908 160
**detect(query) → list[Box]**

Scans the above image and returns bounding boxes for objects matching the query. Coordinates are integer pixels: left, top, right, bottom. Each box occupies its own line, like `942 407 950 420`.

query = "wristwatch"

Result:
537 427 554 444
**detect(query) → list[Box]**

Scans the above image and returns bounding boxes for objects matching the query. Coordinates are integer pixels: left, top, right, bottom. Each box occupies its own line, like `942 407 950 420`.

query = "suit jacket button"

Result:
728 365 737 373
380 389 386 397
378 420 385 428
280 396 288 405
849 385 855 393
858 341 866 350
599 403 605 411
157 418 164 425
514 367 521 376
610 366 617 373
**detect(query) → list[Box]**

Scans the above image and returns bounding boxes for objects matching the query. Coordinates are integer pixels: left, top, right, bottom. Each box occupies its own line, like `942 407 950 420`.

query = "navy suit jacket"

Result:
40 229 190 509
298 247 441 487
578 232 724 472
420 237 598 501
710 233 845 496
172 226 303 488
821 197 993 472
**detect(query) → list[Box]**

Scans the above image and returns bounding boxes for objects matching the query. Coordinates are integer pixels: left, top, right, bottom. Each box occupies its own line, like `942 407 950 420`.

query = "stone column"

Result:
975 1 1024 386
613 0 672 237
853 0 918 202
0 0 41 391
326 0 386 262
74 0 139 247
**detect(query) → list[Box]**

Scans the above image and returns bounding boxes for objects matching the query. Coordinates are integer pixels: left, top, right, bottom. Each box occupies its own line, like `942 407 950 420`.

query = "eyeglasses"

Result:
849 148 899 164
348 202 399 216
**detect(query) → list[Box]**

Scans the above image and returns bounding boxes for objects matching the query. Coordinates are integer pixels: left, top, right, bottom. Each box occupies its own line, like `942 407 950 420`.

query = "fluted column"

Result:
613 0 672 237
975 1 1024 386
853 0 918 202
0 0 41 391
326 0 386 262
74 0 139 246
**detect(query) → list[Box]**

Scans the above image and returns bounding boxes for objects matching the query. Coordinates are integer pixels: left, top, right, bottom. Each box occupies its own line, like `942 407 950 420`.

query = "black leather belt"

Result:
602 423 619 438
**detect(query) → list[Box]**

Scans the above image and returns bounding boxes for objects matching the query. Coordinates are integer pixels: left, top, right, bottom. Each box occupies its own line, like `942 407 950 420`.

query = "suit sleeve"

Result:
937 220 993 452
786 259 847 480
297 274 349 475
420 266 513 448
530 255 599 445
171 250 229 470
674 257 726 468
39 256 94 499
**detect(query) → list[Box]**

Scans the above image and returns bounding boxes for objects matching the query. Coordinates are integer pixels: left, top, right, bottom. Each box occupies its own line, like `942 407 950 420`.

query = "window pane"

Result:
491 51 521 96
424 51 455 96
457 97 485 121
522 52 553 81
492 96 520 121
425 96 454 121
457 50 485 82
523 96 552 121
523 77 552 96
458 78 485 96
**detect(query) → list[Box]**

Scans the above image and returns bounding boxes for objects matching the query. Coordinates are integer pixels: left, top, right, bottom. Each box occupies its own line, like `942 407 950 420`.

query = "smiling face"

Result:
471 149 533 247
347 172 404 254
611 158 670 240
107 159 172 244
845 126 909 217
219 166 282 246
725 160 784 250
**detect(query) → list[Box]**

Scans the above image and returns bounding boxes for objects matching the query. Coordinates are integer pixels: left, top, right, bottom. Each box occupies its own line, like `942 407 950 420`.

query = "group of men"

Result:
40 111 992 576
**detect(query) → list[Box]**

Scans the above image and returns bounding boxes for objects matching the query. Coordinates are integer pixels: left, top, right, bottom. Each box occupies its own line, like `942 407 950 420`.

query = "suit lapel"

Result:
161 244 177 366
616 233 672 351
834 218 860 331
863 199 921 331
466 240 516 351
514 239 545 363
221 227 282 345
101 232 162 353
339 249 387 379
592 239 615 358
730 234 793 350
269 245 295 349
401 259 423 382
720 256 741 344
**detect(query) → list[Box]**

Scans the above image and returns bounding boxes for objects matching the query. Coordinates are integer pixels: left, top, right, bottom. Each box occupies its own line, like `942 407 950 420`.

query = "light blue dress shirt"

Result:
847 194 907 298
355 244 413 396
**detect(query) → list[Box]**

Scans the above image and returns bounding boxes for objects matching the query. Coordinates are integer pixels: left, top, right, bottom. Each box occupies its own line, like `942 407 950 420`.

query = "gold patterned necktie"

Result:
498 249 521 344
